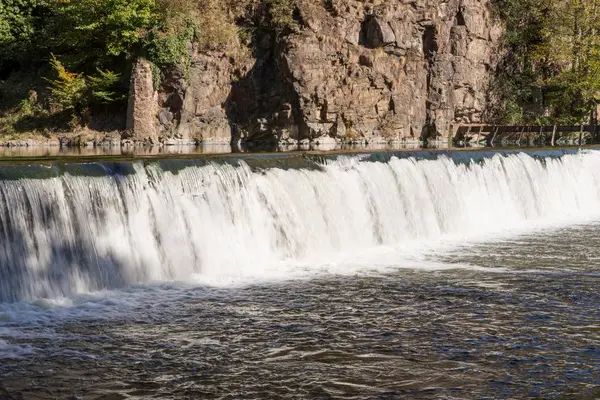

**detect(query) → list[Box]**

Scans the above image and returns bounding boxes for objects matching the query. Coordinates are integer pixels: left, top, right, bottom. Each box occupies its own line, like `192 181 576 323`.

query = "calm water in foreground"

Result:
1 222 598 399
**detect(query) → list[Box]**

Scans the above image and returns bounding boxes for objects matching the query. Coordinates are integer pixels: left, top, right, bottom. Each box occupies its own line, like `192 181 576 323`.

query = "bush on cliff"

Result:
265 0 298 34
146 0 240 78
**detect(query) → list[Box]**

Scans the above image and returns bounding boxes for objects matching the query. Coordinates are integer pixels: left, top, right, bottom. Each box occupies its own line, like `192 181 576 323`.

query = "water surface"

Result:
0 150 599 399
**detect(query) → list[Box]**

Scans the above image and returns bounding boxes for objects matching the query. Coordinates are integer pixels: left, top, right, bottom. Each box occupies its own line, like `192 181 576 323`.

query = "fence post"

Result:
579 125 584 145
551 125 557 147
465 126 471 147
518 127 524 146
490 126 499 147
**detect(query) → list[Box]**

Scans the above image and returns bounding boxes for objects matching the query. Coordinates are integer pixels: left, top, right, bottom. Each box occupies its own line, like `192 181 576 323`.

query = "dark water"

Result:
1 223 599 399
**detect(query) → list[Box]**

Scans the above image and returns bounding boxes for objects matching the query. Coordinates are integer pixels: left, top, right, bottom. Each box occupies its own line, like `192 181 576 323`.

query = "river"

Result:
0 149 598 399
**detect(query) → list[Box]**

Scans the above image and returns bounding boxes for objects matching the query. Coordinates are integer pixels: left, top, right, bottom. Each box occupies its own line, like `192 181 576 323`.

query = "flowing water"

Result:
0 149 599 399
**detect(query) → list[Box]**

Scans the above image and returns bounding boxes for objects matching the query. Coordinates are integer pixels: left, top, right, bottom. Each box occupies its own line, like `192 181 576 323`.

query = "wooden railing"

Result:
454 124 600 146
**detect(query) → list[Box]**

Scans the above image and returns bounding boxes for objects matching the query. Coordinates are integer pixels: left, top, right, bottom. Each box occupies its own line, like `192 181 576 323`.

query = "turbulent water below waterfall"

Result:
1 150 599 399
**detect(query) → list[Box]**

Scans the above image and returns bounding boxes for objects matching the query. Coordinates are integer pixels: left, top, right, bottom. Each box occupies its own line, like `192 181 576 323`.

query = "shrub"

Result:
146 18 196 71
266 0 297 34
146 0 241 82
44 54 87 113
88 69 127 104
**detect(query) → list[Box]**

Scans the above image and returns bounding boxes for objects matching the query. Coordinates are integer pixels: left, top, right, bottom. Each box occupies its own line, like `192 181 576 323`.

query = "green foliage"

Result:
146 0 240 83
0 92 40 135
0 0 258 133
88 69 126 104
495 0 600 124
146 18 196 71
51 0 154 59
265 0 297 34
0 0 39 70
2 0 247 78
0 0 37 44
43 54 87 113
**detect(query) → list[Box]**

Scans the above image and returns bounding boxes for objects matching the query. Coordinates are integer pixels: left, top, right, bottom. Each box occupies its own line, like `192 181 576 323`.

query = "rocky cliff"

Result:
129 0 503 145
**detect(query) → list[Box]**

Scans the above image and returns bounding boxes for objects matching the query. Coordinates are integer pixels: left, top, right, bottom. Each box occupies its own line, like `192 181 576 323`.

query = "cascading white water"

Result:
2 150 600 302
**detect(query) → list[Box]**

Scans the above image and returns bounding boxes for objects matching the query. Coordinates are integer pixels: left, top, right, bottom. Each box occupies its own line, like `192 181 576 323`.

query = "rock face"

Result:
156 53 244 144
143 0 503 145
126 59 158 143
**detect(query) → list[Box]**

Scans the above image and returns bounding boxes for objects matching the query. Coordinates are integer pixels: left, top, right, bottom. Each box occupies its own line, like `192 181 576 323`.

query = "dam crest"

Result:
1 149 599 302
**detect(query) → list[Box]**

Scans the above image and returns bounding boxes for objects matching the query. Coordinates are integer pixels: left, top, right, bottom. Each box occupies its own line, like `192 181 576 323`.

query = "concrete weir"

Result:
0 146 592 179
2 147 600 302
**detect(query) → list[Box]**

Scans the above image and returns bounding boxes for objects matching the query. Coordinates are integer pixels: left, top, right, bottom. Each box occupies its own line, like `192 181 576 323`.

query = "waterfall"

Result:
1 150 600 302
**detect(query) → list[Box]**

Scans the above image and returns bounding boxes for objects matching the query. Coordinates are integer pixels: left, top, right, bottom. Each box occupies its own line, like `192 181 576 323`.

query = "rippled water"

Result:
1 222 599 399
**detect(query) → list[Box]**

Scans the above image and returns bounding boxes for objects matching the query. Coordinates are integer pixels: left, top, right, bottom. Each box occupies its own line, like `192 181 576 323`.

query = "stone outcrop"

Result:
132 0 503 145
280 0 503 143
156 53 246 144
126 59 158 143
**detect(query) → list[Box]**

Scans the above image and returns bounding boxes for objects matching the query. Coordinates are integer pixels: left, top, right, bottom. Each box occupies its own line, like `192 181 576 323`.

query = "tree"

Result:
44 54 86 113
492 0 548 123
495 0 600 124
48 0 155 70
534 0 600 123
0 0 39 73
88 69 127 104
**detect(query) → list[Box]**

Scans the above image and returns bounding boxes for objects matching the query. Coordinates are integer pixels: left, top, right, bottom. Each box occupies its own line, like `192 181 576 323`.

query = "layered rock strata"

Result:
129 0 503 145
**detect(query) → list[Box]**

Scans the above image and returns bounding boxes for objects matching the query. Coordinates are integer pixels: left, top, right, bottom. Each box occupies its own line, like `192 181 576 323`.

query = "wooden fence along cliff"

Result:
452 125 600 147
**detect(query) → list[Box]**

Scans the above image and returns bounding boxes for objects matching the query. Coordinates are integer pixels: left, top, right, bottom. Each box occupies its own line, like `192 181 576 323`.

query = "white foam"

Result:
0 339 34 359
1 150 600 302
